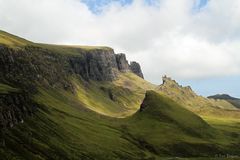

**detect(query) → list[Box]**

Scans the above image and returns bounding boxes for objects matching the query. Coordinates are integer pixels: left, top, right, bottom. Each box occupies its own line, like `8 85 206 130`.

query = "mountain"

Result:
208 94 240 109
156 76 240 118
1 30 240 159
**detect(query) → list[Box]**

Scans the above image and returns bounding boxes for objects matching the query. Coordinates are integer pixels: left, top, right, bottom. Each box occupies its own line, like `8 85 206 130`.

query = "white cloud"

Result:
0 0 240 84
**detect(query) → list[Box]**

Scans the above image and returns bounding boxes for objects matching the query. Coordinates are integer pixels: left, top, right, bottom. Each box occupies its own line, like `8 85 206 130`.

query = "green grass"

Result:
1 86 239 159
0 30 113 55
0 30 32 48
35 43 113 56
73 72 155 117
0 83 19 94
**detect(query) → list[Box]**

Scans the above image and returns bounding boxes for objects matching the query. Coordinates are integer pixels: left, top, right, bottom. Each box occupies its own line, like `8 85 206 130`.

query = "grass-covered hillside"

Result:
0 30 240 160
156 76 240 119
2 88 240 160
208 94 240 109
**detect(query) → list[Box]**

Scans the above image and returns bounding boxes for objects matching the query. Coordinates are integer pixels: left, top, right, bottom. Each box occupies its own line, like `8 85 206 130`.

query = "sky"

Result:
0 0 239 97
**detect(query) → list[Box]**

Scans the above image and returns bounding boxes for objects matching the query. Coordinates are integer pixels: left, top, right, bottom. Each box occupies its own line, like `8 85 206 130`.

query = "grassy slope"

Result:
0 30 113 55
73 72 156 117
155 79 240 120
1 87 240 160
0 30 32 47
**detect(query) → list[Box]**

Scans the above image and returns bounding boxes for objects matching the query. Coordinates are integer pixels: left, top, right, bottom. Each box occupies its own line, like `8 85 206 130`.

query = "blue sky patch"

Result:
192 0 208 12
81 0 160 13
81 0 133 13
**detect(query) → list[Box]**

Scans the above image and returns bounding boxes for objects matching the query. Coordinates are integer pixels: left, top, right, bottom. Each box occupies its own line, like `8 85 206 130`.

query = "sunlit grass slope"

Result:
73 72 156 117
155 77 240 120
0 30 113 55
0 30 32 48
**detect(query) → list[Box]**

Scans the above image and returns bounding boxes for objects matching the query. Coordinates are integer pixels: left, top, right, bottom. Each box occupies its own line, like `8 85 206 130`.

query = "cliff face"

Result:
0 45 144 87
69 48 119 81
129 61 144 79
0 40 144 131
115 53 129 72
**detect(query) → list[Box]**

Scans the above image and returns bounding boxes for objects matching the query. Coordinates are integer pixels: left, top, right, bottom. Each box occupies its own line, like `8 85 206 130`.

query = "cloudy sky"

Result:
0 0 239 97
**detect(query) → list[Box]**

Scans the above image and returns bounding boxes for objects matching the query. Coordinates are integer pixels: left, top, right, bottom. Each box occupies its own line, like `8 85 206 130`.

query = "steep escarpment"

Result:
69 48 119 81
69 50 138 81
0 31 145 130
0 45 143 89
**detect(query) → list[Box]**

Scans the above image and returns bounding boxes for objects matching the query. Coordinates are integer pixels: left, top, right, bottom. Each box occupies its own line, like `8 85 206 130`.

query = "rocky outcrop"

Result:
69 48 119 81
69 51 144 80
115 53 129 72
157 75 239 112
158 75 200 101
0 92 36 129
129 61 144 78
0 91 37 146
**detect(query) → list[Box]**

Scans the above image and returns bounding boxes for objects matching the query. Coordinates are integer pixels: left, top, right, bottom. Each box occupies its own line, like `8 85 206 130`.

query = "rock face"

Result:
0 92 36 129
0 43 145 132
115 53 129 72
69 50 144 80
129 61 144 79
0 46 72 92
0 91 37 145
69 48 119 81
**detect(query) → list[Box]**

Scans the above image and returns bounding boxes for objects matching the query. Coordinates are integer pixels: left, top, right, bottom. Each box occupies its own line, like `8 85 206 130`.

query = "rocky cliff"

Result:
115 53 130 71
129 61 144 78
69 48 119 81
0 31 144 132
0 45 144 88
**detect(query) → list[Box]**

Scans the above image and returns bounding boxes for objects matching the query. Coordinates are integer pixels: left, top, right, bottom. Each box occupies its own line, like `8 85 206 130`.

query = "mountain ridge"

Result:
1 30 240 159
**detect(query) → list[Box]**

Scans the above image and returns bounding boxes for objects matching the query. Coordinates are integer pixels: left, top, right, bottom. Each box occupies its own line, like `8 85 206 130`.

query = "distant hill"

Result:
208 94 240 109
155 76 240 118
208 94 239 100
